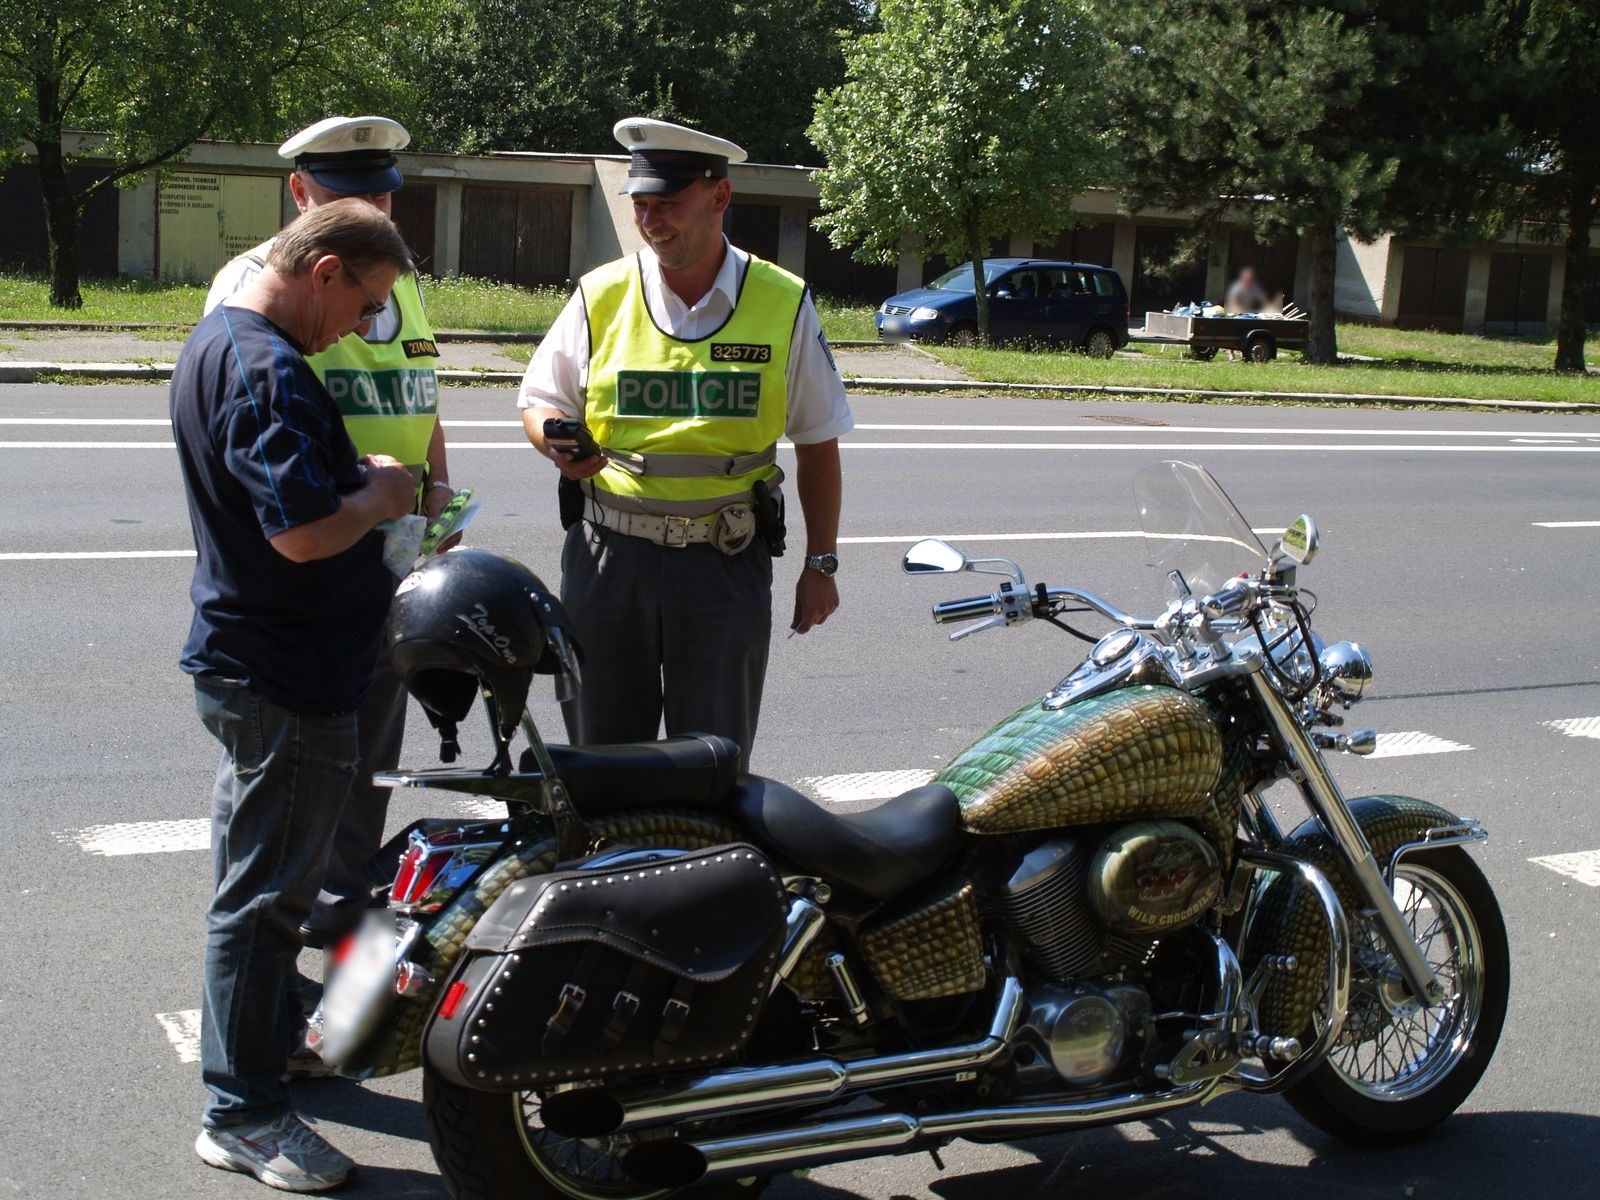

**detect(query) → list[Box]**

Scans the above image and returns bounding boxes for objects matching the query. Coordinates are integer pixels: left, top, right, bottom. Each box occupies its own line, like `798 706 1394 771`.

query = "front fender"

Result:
1245 795 1466 1038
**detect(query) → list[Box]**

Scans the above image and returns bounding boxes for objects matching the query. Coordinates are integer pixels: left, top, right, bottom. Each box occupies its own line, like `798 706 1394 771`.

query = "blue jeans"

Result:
195 678 358 1128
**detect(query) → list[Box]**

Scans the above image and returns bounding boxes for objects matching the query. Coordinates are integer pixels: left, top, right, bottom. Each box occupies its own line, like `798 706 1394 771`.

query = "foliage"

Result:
1494 0 1600 372
415 0 870 161
1105 1 1519 363
809 0 1113 341
0 0 437 307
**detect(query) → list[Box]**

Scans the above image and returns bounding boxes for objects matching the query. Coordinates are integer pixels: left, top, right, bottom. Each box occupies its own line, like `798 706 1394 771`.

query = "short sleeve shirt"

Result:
171 306 394 714
518 243 854 445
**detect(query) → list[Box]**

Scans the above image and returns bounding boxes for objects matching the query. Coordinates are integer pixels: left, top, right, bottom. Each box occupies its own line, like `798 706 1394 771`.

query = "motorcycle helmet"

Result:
388 550 582 761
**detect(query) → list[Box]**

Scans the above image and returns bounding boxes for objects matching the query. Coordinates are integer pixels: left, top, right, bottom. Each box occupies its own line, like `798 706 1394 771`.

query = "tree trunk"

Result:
36 137 84 310
1553 172 1595 374
969 213 989 345
1303 223 1338 364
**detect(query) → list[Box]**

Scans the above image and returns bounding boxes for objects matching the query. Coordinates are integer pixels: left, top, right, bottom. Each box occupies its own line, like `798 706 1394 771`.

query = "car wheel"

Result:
1188 345 1219 362
945 322 979 348
1083 327 1116 359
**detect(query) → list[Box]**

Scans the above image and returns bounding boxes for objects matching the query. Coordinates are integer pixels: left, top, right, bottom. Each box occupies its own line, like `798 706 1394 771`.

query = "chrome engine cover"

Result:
1014 982 1151 1088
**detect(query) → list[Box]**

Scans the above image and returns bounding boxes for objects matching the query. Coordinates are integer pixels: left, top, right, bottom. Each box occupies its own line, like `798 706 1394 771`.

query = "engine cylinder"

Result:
984 838 1103 981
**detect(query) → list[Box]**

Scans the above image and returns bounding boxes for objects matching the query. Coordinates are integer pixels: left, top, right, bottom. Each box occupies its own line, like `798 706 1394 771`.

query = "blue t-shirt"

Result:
171 306 394 714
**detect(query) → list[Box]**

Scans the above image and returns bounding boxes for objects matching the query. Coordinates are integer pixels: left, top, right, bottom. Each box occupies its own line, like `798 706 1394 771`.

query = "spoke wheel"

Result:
426 1068 768 1200
1285 848 1508 1144
1084 328 1116 358
945 322 979 348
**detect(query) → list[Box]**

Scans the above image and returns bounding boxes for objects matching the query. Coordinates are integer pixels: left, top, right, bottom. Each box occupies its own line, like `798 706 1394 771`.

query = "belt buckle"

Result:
660 515 693 547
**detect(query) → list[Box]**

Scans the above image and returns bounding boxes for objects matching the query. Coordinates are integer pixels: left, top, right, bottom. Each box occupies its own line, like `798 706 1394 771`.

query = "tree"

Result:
0 1 430 308
809 0 1112 343
417 0 871 162
1106 1 1518 363
1501 0 1600 372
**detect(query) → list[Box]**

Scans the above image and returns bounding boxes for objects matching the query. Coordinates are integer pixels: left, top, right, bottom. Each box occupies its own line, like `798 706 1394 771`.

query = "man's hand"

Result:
791 568 839 635
421 479 463 553
549 446 609 482
361 454 418 522
522 406 608 481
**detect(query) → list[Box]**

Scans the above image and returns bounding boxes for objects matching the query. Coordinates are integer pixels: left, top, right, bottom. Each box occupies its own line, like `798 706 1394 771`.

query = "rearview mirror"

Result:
903 539 968 574
1274 515 1319 566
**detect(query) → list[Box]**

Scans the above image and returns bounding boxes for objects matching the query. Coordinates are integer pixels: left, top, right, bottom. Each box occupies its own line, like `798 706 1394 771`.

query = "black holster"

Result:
558 477 585 531
752 478 786 557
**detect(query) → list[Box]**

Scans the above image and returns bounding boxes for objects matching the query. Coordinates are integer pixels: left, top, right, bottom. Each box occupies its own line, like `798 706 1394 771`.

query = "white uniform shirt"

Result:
518 242 854 445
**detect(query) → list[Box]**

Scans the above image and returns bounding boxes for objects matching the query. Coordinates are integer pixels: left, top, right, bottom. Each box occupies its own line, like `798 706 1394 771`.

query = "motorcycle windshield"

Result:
1134 461 1269 598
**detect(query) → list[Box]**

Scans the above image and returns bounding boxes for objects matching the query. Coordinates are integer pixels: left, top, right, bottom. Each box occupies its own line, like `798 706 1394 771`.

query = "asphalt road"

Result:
2 383 1598 1200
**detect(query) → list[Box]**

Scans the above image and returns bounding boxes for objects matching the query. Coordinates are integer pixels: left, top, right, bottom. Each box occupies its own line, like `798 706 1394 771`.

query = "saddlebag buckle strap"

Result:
542 982 588 1054
602 958 657 1049
654 979 695 1058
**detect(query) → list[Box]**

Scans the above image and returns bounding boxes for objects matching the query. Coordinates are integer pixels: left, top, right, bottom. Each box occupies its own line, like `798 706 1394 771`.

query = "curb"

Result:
5 359 1594 411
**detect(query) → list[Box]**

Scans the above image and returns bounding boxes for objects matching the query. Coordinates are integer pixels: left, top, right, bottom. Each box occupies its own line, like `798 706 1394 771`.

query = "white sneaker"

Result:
195 1112 353 1192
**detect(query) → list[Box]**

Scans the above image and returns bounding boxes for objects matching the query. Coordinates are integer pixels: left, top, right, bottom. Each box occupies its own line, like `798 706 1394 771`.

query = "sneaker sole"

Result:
195 1130 349 1193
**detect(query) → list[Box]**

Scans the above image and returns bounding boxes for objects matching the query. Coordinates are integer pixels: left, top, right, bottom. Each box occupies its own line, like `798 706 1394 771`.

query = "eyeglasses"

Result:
344 267 389 322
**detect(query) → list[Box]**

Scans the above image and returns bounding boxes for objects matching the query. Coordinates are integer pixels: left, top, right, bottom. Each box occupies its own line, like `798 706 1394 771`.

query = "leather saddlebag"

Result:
423 843 788 1091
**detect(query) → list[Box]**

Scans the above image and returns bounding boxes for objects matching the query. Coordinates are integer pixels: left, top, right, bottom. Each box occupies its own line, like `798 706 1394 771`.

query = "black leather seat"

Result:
517 735 743 814
732 776 963 902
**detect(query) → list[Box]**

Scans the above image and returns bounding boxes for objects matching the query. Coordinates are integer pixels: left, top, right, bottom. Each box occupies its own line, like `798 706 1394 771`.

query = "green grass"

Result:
922 322 1599 407
0 275 208 324
813 296 879 342
419 277 568 333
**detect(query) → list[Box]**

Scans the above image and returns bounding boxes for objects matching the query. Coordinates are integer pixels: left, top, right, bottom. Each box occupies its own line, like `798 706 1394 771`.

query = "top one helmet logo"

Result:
457 603 519 666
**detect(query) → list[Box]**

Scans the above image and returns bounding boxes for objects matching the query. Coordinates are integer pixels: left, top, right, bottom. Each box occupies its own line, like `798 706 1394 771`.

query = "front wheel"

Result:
1083 327 1117 358
1285 848 1509 1144
425 1069 768 1200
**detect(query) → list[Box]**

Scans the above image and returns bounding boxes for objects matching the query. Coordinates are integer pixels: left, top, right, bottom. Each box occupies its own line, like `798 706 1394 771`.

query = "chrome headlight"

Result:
910 305 940 321
1316 640 1373 705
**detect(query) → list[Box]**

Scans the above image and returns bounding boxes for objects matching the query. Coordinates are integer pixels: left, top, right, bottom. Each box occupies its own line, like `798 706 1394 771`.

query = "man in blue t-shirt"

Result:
171 199 415 1193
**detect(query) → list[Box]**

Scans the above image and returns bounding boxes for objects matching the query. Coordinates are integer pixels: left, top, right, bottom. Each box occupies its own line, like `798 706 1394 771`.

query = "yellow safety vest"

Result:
580 253 802 516
234 239 441 480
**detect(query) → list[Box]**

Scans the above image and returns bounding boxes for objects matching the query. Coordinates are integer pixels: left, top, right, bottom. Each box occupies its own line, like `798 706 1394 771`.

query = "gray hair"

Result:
266 198 413 278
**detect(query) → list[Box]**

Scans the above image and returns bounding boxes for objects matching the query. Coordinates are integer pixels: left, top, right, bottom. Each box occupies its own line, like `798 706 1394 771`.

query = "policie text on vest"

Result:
615 370 762 419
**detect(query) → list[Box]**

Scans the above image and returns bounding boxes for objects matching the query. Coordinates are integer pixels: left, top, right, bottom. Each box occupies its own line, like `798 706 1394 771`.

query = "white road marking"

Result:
156 1010 202 1064
1365 732 1473 758
0 550 195 561
1544 717 1600 740
10 440 1600 454
1528 850 1600 887
1534 521 1600 529
58 818 208 855
795 770 938 803
455 798 510 819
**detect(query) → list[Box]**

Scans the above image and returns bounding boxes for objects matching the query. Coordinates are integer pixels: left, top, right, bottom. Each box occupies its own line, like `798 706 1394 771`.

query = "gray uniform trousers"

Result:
559 520 773 771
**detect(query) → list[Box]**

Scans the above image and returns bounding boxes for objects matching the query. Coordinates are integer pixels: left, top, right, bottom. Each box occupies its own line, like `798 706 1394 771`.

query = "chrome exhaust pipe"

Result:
622 1078 1221 1189
540 977 1024 1138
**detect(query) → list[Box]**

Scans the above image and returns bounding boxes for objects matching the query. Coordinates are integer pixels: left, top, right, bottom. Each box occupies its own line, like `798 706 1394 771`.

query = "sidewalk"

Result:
2 325 1594 411
0 326 962 388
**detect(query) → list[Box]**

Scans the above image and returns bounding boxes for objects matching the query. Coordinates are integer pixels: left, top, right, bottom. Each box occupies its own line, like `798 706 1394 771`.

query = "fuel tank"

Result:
934 687 1224 835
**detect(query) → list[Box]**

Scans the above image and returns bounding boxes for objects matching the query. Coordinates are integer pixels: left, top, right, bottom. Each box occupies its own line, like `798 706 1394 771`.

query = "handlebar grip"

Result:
932 594 1000 624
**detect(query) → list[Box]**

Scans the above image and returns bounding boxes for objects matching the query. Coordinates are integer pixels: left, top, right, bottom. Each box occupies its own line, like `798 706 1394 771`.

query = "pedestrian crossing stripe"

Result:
1544 717 1600 741
1528 850 1600 887
57 818 209 855
1367 732 1473 758
156 1010 201 1063
794 770 938 803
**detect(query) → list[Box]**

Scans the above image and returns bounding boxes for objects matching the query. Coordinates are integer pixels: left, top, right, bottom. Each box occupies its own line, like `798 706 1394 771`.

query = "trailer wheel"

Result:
1244 333 1277 362
1188 345 1218 362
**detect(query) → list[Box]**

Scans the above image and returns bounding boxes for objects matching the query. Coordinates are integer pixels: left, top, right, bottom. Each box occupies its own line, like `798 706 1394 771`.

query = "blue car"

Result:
876 258 1130 356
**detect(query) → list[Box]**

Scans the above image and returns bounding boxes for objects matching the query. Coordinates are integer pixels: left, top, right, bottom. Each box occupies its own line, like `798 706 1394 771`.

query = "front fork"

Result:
1242 667 1447 1007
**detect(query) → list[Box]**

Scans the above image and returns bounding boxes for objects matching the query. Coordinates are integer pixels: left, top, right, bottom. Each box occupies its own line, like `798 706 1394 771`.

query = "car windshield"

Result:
1133 461 1269 598
926 262 1011 293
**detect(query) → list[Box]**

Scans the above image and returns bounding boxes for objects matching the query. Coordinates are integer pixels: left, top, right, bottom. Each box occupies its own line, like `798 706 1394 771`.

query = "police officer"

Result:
519 118 852 768
205 116 451 949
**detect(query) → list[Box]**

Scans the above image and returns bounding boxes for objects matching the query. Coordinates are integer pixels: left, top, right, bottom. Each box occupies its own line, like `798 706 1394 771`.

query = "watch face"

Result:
809 553 838 577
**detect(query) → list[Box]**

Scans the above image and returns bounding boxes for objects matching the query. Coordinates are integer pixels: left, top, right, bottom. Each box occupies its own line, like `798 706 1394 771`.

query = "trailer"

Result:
1138 311 1310 361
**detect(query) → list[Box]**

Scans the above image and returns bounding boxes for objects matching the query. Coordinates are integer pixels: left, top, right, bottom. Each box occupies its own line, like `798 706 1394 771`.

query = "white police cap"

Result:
279 116 411 195
612 117 747 195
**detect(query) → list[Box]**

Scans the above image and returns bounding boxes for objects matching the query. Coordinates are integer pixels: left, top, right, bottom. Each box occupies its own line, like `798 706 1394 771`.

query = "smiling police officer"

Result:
205 116 451 954
520 117 852 769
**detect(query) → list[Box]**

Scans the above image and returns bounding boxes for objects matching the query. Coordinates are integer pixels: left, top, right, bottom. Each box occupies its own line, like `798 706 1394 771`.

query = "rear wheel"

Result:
425 1069 769 1200
1285 848 1508 1145
1188 345 1219 361
1083 327 1116 359
1244 333 1277 362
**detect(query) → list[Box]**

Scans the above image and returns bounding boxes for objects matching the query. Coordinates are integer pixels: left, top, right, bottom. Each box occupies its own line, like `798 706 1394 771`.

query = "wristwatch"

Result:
804 552 839 577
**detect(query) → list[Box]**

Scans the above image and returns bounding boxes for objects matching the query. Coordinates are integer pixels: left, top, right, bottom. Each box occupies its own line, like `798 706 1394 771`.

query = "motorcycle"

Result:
311 460 1508 1200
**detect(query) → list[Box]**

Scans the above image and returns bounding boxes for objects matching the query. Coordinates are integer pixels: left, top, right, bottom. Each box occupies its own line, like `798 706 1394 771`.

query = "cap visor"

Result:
618 175 698 196
305 163 404 195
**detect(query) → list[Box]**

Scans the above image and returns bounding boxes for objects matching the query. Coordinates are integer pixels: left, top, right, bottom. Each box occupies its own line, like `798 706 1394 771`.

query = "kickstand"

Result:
927 1148 946 1172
